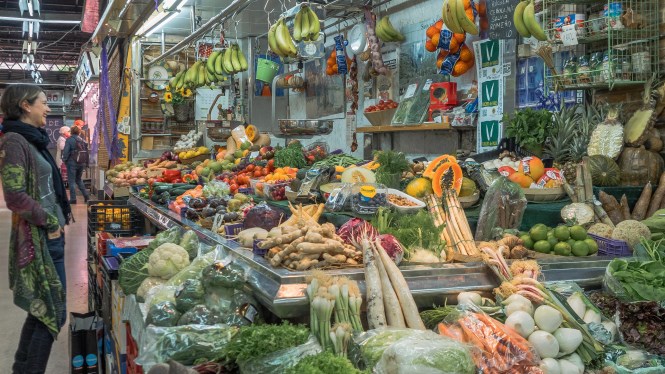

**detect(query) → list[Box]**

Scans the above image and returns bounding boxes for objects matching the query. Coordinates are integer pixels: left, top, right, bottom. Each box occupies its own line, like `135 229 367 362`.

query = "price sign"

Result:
157 212 170 228
561 24 579 46
485 0 521 39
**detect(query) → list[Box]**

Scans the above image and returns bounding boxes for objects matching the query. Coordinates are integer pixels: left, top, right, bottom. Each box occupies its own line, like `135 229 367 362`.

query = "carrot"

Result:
373 246 406 328
632 181 653 220
437 323 463 341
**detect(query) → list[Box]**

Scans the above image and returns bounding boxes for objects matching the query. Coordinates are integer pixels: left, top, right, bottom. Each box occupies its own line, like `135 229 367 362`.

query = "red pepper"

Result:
163 169 181 179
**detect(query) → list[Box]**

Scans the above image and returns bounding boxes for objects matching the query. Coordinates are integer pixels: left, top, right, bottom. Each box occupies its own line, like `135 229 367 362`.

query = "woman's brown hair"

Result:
71 126 81 135
0 84 44 120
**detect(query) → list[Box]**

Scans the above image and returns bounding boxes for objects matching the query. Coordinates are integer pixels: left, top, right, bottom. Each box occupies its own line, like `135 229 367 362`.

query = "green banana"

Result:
276 19 297 57
293 7 303 42
523 0 547 41
300 6 310 42
207 51 220 74
237 45 248 71
379 16 405 42
197 64 206 86
513 0 532 38
215 49 224 74
185 62 198 84
307 6 320 41
230 44 242 73
175 70 185 90
268 22 282 57
454 0 478 35
375 18 390 41
222 47 235 74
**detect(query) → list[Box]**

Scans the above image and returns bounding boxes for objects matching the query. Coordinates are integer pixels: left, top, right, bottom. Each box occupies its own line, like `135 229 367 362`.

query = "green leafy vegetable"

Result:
606 258 665 302
118 249 153 295
223 322 310 363
274 142 307 169
286 352 362 374
373 150 410 175
504 108 553 151
372 208 445 258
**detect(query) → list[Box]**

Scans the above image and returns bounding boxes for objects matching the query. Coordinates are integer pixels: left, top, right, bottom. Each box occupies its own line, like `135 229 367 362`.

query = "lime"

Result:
534 240 552 254
547 235 559 248
566 239 576 248
521 235 535 250
570 225 587 241
572 241 590 256
529 225 549 242
554 226 571 241
584 238 599 255
553 242 572 256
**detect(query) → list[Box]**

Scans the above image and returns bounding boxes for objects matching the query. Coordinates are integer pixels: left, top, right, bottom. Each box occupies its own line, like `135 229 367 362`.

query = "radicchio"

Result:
243 202 284 231
337 218 378 245
378 234 404 264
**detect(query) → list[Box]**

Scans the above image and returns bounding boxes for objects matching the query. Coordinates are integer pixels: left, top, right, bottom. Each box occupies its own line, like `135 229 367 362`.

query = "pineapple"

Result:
562 137 588 182
624 75 660 147
587 106 624 159
546 104 578 166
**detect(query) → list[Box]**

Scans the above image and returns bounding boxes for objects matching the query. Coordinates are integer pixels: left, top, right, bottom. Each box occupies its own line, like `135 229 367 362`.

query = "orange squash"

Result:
245 124 259 142
432 161 463 197
424 154 458 179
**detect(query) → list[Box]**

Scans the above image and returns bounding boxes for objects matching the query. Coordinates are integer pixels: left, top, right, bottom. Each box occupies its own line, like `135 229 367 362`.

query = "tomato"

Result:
246 164 255 172
261 168 268 176
254 170 262 178
230 183 238 192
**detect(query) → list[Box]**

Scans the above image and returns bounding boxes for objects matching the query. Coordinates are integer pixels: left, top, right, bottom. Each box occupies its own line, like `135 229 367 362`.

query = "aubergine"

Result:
202 207 217 218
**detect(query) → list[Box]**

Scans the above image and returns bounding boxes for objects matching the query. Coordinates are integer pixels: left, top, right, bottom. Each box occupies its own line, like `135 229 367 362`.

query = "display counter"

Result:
128 192 613 319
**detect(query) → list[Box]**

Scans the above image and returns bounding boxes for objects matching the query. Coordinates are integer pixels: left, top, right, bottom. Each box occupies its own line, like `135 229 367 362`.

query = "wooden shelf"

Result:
356 123 461 133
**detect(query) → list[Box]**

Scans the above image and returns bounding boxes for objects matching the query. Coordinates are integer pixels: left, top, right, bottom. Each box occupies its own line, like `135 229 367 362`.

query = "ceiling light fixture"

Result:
136 0 188 37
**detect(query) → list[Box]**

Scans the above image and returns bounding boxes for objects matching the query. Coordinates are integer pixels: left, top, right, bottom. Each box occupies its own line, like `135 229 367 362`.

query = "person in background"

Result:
55 126 70 170
62 125 90 204
0 84 71 374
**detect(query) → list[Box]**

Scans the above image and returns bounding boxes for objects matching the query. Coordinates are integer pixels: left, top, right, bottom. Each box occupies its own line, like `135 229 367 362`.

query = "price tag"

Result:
156 212 170 228
561 24 578 46
403 83 418 99
249 151 259 159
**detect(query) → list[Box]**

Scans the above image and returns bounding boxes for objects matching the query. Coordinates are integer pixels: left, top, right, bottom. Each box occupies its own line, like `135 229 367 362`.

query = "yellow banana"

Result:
293 7 303 42
379 16 405 42
307 6 320 41
455 0 478 35
276 19 297 57
268 22 285 57
523 0 547 41
185 62 198 84
197 64 206 86
215 49 224 74
513 1 532 38
442 0 451 30
446 0 465 34
206 51 220 74
237 45 248 71
222 47 235 73
300 6 311 42
230 44 242 73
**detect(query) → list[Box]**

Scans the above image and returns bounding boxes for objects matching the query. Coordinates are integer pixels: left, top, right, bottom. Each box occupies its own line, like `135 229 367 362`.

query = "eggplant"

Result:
188 197 207 209
223 212 240 223
208 198 223 209
202 207 216 218
185 209 201 220
215 206 227 214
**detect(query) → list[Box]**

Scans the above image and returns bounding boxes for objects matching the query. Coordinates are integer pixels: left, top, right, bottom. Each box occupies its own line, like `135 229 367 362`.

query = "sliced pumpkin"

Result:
341 167 376 184
423 154 458 179
432 161 463 197
245 124 259 142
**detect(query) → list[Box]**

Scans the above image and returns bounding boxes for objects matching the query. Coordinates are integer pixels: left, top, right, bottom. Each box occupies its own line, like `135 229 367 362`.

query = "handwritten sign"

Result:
485 0 521 39
44 116 64 150
561 24 579 46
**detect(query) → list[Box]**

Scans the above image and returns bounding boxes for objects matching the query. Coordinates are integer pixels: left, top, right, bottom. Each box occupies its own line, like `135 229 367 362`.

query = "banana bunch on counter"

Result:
169 44 248 90
375 16 405 42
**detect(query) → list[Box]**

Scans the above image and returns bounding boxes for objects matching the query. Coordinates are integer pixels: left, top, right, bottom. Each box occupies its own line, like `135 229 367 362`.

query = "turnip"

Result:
534 305 563 332
553 328 583 355
558 359 582 374
601 321 618 341
528 330 560 358
566 292 586 319
563 353 584 373
505 299 534 317
539 358 560 374
502 293 531 306
505 311 535 338
457 292 482 306
583 309 601 324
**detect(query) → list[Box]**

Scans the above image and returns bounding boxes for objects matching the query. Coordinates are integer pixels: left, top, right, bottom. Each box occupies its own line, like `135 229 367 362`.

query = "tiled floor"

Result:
0 188 89 373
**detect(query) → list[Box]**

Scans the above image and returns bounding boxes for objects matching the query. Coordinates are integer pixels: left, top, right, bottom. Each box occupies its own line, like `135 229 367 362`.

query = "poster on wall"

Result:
474 39 506 153
473 39 505 80
477 116 503 152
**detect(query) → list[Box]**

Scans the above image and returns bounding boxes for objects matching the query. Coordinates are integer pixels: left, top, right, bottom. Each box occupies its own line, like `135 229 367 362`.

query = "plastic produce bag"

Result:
601 346 665 374
136 324 237 367
201 261 246 289
604 258 665 302
243 202 284 231
351 328 475 373
179 230 200 260
174 279 205 313
137 277 167 303
237 336 322 374
145 285 178 310
475 176 527 241
165 245 225 287
177 305 224 326
146 301 181 327
147 227 183 251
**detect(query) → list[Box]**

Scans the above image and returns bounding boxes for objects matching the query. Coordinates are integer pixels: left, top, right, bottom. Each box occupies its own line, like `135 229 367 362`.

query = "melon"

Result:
459 177 477 197
508 172 535 188
587 155 621 187
432 162 463 197
341 167 376 184
405 178 433 198
423 154 457 179
518 156 545 181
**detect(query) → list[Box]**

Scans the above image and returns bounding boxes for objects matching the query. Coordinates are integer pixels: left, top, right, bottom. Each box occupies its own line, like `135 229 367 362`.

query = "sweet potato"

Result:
632 181 652 221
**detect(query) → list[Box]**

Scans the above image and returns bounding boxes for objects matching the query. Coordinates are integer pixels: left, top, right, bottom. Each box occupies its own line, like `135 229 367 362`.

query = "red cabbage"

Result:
338 218 378 245
243 203 284 231
378 234 404 264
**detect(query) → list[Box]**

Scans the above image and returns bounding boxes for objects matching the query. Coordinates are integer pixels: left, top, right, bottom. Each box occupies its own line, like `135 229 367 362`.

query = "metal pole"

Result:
161 30 165 54
146 0 254 67
130 39 142 160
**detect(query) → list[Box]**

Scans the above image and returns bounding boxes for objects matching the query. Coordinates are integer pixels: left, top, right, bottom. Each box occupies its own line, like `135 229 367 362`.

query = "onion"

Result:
558 359 581 374
505 299 534 317
566 293 586 319
505 311 535 338
553 328 583 355
371 51 381 60
540 358 560 374
534 305 563 332
562 353 584 373
583 309 601 324
528 330 560 358
370 43 379 52
502 294 531 306
457 292 482 306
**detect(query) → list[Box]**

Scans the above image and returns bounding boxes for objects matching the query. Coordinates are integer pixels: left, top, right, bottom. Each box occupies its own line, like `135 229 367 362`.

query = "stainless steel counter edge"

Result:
128 193 613 318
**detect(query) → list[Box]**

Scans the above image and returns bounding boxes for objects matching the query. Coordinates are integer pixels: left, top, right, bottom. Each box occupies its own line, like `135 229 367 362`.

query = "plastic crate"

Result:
87 200 143 234
101 256 122 325
252 239 267 257
88 261 102 313
471 138 553 167
588 234 632 257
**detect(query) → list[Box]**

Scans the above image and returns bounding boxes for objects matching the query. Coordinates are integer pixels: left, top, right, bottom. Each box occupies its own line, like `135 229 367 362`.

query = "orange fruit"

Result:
425 40 437 52
435 19 444 30
431 33 440 48
460 45 473 62
508 172 535 188
426 26 439 39
518 157 546 181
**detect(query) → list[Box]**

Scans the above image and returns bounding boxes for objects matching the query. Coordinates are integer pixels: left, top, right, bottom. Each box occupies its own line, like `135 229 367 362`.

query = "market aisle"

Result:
0 187 89 373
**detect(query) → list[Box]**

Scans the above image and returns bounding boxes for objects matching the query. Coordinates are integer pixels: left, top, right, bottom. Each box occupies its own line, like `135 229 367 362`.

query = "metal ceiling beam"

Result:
0 81 74 87
0 16 81 24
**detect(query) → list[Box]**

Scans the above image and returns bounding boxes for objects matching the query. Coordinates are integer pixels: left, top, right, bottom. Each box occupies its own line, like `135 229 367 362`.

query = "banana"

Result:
300 6 310 42
175 70 185 90
442 0 451 30
268 22 285 57
293 6 303 42
276 19 297 57
455 0 479 35
377 17 405 42
207 51 220 74
184 62 198 84
206 68 215 84
215 49 225 74
230 44 242 73
222 47 235 74
197 64 206 86
169 71 181 88
446 0 465 34
523 0 547 41
513 0 532 38
237 45 248 71
307 6 320 41
375 18 389 41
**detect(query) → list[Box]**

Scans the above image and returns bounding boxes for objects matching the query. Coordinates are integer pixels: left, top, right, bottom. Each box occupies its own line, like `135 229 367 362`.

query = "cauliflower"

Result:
611 220 651 250
136 277 166 302
147 243 191 280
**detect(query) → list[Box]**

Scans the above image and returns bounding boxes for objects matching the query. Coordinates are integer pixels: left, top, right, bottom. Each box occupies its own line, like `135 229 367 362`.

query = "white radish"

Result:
564 353 584 373
534 305 563 332
566 293 587 319
528 330 560 358
553 328 583 355
372 246 405 328
539 358 561 374
601 321 618 341
558 359 582 374
505 299 534 317
505 311 535 338
457 292 482 306
362 239 385 329
583 309 601 324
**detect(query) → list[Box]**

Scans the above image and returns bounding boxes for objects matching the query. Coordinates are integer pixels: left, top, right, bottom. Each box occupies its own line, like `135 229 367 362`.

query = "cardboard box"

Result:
111 280 127 355
429 82 458 106
428 105 455 123
146 168 165 178
141 136 171 151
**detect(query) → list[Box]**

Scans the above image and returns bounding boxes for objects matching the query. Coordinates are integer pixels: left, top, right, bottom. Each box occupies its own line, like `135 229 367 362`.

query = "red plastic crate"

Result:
126 323 143 374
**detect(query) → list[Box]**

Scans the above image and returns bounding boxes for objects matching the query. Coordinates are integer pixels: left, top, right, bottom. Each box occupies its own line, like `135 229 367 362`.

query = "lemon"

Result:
534 240 551 254
584 238 599 255
554 242 572 256
198 146 209 154
178 151 186 159
570 225 587 241
529 225 548 242
572 241 589 256
554 225 571 241
521 235 534 250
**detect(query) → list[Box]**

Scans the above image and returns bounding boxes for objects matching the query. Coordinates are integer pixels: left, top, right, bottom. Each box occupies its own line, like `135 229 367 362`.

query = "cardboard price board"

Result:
485 0 521 39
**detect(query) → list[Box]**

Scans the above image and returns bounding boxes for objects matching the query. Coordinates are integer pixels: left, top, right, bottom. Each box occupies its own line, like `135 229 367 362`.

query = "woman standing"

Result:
55 126 70 170
0 84 71 374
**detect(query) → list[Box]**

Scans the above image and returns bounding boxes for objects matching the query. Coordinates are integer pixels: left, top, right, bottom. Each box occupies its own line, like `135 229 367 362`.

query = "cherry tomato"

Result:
254 170 262 178
246 164 255 172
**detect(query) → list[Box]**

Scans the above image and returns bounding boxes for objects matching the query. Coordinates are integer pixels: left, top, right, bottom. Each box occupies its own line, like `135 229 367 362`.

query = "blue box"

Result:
106 243 138 257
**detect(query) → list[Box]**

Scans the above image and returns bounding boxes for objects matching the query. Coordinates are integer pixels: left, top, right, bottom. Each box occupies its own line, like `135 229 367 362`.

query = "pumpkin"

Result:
245 124 259 142
405 177 433 198
587 155 621 186
617 146 664 186
432 162 463 197
517 156 545 181
423 154 457 179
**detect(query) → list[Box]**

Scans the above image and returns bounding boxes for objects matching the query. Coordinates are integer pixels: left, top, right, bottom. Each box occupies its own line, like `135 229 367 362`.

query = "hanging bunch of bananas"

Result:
441 0 479 35
513 0 547 41
293 5 321 42
375 16 405 42
268 18 298 59
168 44 248 91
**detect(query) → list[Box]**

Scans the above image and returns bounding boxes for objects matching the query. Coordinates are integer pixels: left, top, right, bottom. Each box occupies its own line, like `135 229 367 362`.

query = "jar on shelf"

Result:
600 51 612 82
631 45 651 81
621 57 632 81
577 55 592 84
